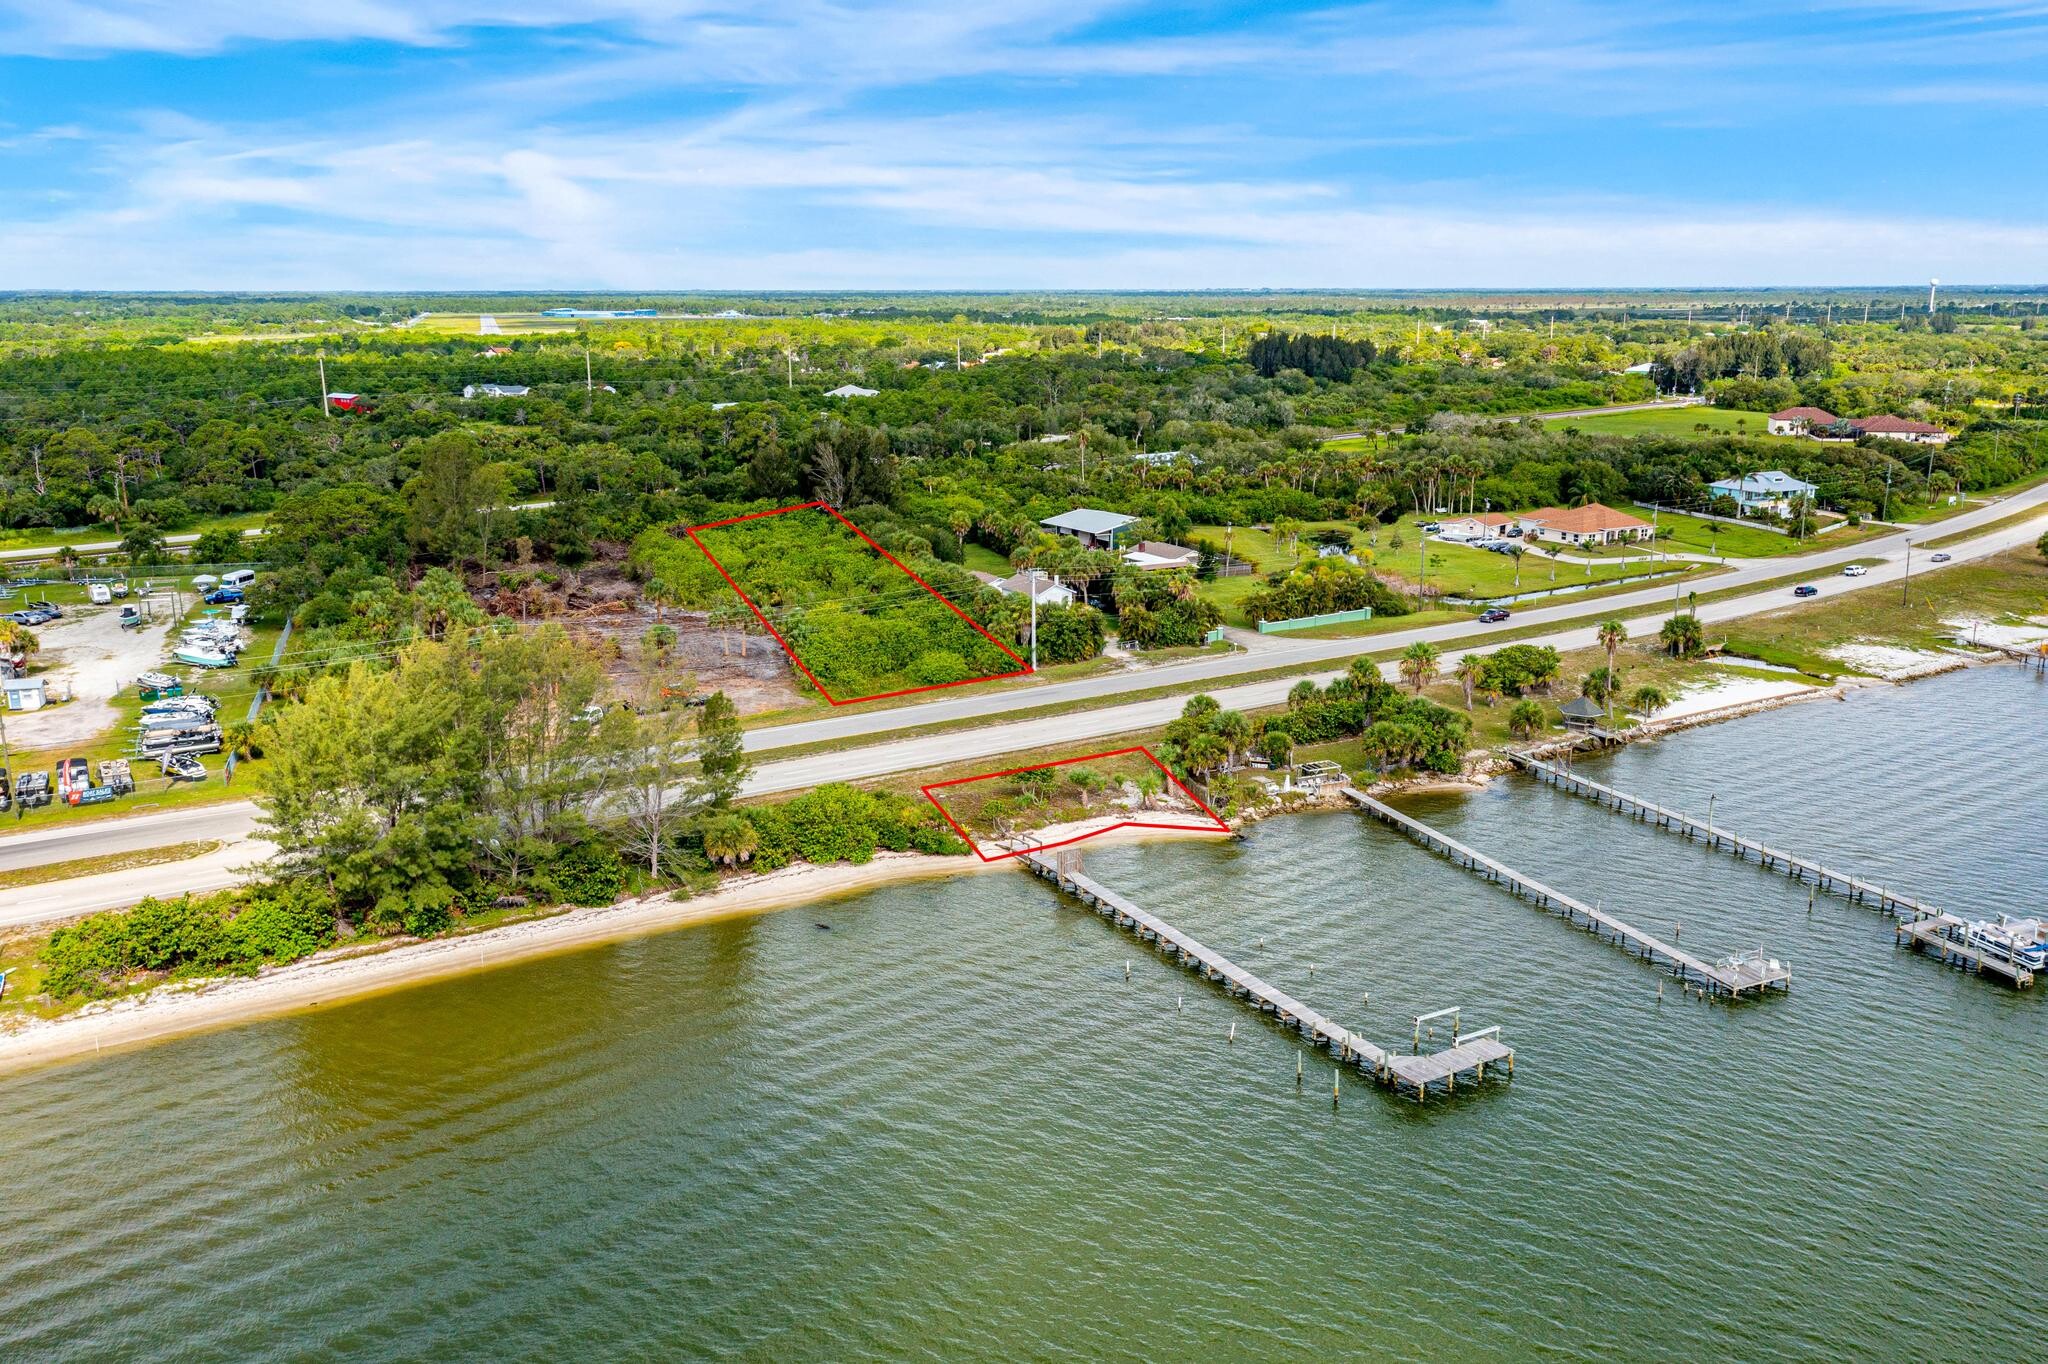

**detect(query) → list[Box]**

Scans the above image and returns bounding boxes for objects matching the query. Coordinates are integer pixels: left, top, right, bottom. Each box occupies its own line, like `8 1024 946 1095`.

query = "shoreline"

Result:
0 650 2026 1078
0 821 1226 1079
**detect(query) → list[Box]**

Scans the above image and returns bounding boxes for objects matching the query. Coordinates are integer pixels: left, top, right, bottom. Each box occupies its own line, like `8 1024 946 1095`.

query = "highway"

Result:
3 480 2045 925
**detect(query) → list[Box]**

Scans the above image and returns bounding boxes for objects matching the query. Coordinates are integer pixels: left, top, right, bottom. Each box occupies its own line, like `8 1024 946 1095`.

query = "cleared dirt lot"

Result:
6 602 177 749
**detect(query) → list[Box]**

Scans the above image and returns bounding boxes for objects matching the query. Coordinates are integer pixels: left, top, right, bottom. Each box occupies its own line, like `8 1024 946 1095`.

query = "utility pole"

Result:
0 704 15 820
1882 465 1892 522
1901 541 1912 605
1027 568 1040 671
318 356 330 416
585 347 593 394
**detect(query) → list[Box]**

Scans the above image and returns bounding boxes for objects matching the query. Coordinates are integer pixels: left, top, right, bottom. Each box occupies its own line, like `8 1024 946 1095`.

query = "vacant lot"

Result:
687 505 1028 703
1540 406 1784 438
922 748 1223 859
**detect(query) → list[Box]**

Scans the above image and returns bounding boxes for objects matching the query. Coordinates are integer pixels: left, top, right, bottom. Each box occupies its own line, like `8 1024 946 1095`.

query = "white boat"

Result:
1959 917 2047 972
173 645 235 668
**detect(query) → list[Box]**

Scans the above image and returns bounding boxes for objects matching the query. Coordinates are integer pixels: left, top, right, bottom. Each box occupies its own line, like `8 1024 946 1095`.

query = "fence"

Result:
225 617 291 784
1256 607 1374 634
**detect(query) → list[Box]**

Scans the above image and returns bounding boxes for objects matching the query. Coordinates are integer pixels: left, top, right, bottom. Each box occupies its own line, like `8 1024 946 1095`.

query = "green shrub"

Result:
545 841 628 906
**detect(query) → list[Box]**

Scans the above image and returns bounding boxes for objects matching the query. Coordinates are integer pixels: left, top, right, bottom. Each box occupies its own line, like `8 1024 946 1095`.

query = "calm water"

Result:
3 667 2045 1361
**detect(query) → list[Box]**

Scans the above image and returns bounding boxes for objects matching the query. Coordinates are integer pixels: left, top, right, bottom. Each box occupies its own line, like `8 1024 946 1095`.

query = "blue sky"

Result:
1 1 2045 289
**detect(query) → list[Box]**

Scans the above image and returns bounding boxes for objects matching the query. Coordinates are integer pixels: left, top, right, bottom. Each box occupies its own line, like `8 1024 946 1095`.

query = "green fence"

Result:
1256 607 1374 634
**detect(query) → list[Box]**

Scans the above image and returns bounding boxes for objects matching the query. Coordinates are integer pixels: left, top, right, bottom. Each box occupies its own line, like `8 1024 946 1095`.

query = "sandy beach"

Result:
0 820 1231 1078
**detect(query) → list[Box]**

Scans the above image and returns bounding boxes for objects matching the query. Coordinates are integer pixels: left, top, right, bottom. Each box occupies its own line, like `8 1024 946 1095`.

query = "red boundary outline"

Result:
920 745 1230 863
684 500 1032 706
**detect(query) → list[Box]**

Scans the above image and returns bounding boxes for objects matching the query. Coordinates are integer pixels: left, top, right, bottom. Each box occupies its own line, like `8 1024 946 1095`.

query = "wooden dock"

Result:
1341 787 1791 998
1508 755 1942 919
1511 755 2042 991
1021 850 1513 1102
1894 914 2036 988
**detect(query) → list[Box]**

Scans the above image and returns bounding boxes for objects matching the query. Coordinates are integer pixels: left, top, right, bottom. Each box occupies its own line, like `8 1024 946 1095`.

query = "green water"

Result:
2 667 2044 1361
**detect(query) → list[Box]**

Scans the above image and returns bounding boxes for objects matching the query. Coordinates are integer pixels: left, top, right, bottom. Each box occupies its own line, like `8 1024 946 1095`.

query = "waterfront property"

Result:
1023 848 1513 1102
1343 787 1792 997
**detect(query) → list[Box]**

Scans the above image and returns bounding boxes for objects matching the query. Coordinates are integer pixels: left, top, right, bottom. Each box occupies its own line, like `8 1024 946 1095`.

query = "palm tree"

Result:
1211 709 1251 768
1184 733 1228 779
1660 613 1705 658
1508 544 1526 587
1630 684 1668 717
1456 654 1486 710
1287 678 1320 710
1133 770 1164 811
1259 730 1294 778
1507 699 1546 739
1597 618 1626 725
0 619 39 661
701 813 759 869
643 623 677 668
1399 639 1439 694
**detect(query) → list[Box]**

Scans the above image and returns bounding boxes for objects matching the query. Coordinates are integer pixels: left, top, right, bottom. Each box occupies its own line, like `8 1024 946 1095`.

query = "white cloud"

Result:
4 113 2043 289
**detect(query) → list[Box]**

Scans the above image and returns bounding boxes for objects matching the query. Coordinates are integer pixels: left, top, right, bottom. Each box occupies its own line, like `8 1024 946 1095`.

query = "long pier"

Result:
1509 755 2036 989
1508 755 1942 919
1021 851 1513 1102
1341 787 1791 998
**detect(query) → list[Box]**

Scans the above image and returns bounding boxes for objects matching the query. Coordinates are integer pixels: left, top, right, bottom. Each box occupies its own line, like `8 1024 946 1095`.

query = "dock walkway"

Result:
1509 755 1941 919
1509 755 2035 989
1022 852 1513 1102
1341 787 1791 998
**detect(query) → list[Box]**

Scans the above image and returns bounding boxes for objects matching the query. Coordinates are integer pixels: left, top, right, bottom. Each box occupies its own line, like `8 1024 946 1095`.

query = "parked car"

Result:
1841 564 1868 577
1478 608 1511 623
1930 552 1952 563
202 588 243 605
1793 585 1819 598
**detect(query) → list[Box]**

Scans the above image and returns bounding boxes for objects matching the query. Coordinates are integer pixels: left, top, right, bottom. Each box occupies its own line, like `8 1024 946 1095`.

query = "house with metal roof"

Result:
1039 508 1139 549
824 383 879 398
1707 470 1817 512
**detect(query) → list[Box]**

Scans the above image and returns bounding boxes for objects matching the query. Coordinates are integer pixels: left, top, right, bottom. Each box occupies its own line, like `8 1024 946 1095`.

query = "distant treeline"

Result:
1249 331 1379 382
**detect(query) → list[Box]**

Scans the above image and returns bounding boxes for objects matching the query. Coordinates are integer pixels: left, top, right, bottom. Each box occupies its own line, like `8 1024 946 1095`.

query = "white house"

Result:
1040 508 1139 550
1708 471 1818 512
1121 540 1198 572
990 571 1075 607
1436 511 1519 541
825 383 879 398
1767 406 1838 436
1849 415 1951 445
463 383 530 399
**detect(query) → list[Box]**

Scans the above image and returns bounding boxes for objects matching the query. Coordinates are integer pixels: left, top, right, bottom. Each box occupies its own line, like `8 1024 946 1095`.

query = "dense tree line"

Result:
1249 331 1378 382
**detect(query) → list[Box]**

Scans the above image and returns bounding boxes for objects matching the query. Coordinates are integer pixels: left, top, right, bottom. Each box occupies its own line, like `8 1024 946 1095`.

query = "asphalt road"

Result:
4 480 2044 924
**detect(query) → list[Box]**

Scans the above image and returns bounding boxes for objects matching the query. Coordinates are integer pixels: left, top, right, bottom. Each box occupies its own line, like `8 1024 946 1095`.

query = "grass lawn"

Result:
1541 406 1786 439
1892 468 2048 525
961 543 1012 575
1191 515 1705 621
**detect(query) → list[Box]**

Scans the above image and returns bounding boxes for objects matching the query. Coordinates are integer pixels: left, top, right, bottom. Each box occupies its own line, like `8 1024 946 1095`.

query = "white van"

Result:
88 583 112 605
221 569 257 591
